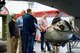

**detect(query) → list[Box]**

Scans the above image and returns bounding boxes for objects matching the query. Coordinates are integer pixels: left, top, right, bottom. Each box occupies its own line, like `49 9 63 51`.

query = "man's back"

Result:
23 14 35 34
23 14 30 33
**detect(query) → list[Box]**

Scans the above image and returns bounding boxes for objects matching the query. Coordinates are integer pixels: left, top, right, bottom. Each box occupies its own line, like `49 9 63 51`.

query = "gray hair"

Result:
11 14 16 18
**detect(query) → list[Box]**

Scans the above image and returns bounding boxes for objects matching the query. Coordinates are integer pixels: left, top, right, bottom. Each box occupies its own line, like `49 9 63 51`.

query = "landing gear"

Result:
67 42 74 53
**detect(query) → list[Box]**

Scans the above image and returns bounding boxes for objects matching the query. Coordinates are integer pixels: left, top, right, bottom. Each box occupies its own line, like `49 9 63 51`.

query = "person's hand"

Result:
45 27 49 31
32 33 35 35
12 36 16 41
39 27 45 32
12 36 15 39
45 26 52 31
18 24 23 28
39 28 42 31
47 25 52 29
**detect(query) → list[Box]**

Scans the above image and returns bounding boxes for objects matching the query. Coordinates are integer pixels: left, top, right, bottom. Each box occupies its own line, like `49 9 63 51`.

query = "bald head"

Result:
21 10 26 16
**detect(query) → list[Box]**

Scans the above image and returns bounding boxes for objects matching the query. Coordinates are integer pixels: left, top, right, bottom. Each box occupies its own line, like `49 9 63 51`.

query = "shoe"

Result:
52 51 55 53
33 51 36 53
48 49 52 52
41 49 46 52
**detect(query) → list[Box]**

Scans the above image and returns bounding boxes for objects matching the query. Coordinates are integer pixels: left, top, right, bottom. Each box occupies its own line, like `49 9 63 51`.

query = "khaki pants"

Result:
11 36 18 53
19 36 22 53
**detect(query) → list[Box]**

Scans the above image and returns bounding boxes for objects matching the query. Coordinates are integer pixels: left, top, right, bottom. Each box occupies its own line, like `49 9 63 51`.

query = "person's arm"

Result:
34 17 38 24
39 19 45 31
33 17 40 29
39 25 45 30
8 21 15 37
46 25 53 29
34 23 40 29
16 18 23 28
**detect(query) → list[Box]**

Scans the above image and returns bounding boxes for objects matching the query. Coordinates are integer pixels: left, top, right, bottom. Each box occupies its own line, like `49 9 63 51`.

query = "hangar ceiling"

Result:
28 0 80 17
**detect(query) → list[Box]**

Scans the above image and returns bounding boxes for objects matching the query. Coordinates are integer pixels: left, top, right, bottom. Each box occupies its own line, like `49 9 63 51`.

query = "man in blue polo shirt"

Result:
16 10 26 53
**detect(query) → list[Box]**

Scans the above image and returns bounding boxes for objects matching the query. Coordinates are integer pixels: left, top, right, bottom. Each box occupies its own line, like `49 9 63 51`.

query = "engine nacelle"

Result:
44 19 73 46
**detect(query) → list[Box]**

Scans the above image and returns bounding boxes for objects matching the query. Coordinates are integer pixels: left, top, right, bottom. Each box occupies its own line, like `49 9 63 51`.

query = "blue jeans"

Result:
41 32 51 50
23 33 34 53
20 30 23 52
28 34 34 53
23 33 28 53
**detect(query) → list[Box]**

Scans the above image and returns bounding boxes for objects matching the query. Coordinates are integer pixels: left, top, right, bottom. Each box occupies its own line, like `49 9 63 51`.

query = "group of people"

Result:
8 8 60 53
